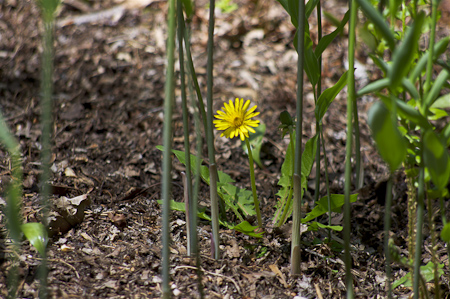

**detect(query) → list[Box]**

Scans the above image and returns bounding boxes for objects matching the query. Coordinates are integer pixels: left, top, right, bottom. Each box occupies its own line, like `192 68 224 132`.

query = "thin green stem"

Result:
384 174 394 299
245 138 262 228
205 0 221 259
344 0 358 297
177 0 194 256
181 16 208 131
413 156 425 299
291 0 305 276
161 0 176 294
319 128 331 232
423 0 438 96
314 0 322 203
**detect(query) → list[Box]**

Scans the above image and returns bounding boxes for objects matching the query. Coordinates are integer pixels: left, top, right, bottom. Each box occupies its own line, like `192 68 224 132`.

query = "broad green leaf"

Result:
21 222 48 257
233 221 263 238
273 134 318 224
441 222 450 242
409 37 450 83
315 11 350 58
315 71 348 122
356 0 396 51
220 183 255 217
388 12 425 89
424 69 450 110
393 262 444 288
368 101 406 171
242 122 266 168
302 194 358 223
428 108 448 121
431 93 450 109
423 130 450 190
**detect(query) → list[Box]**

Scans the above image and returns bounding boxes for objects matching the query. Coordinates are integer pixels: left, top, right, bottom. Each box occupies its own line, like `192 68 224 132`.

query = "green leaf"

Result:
423 130 450 190
287 0 299 28
388 12 425 89
441 223 450 242
368 101 407 171
242 122 266 168
21 222 48 257
302 194 358 223
424 69 450 110
409 37 450 84
273 134 318 224
356 0 396 51
305 0 320 18
357 78 390 96
315 71 348 122
431 93 450 109
295 31 320 87
393 262 444 288
233 221 263 238
315 11 350 58
181 0 194 18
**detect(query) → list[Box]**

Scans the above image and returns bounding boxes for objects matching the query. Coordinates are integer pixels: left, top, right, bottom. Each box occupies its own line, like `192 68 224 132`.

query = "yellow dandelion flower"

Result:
213 98 260 141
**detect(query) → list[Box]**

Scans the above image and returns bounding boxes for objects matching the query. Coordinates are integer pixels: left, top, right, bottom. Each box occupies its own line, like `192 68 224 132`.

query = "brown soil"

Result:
0 0 449 298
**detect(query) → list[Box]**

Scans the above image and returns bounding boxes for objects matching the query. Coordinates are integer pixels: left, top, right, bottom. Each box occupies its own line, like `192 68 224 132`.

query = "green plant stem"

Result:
423 0 438 96
344 0 358 297
427 195 439 299
177 0 195 256
291 0 305 276
161 0 176 294
206 0 221 259
413 160 425 299
439 197 450 283
245 138 263 228
383 174 393 299
320 129 331 232
181 16 208 131
314 0 322 203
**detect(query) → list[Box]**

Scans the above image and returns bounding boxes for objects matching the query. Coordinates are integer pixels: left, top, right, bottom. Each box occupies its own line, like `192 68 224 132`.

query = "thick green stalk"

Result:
291 0 305 276
245 138 262 228
413 158 425 299
344 0 358 297
161 0 177 295
383 174 394 299
205 0 220 259
177 0 194 256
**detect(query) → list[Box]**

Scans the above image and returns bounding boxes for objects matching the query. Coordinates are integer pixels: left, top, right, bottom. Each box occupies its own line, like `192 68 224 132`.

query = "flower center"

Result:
233 116 243 127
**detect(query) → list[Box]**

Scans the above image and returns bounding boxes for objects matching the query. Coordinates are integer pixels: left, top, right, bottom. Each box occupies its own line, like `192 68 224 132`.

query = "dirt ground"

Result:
1 0 450 298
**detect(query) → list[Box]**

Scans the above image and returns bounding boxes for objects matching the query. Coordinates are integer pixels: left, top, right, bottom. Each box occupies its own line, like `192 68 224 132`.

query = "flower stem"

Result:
245 138 262 228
